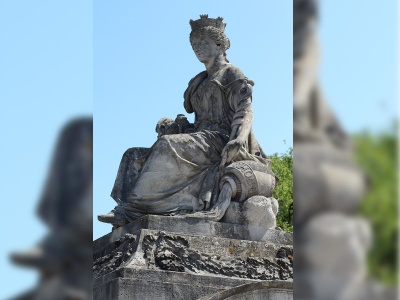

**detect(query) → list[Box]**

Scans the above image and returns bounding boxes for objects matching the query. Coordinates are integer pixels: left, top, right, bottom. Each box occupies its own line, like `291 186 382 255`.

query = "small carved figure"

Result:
99 15 276 227
155 117 179 138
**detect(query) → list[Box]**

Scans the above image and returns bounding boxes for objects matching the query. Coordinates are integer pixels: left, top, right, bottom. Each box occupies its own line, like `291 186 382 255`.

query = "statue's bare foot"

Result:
98 210 127 227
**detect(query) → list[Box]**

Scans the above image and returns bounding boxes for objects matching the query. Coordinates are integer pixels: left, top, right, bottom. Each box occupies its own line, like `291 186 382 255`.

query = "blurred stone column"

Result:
11 118 93 300
293 1 395 299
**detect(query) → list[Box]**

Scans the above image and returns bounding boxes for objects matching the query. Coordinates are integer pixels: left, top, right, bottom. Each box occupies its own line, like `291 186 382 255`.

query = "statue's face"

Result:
191 34 221 63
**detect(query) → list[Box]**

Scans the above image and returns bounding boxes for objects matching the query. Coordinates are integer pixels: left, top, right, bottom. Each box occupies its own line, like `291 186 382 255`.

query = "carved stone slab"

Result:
93 216 292 300
94 269 290 300
198 281 293 300
94 215 292 251
94 229 292 280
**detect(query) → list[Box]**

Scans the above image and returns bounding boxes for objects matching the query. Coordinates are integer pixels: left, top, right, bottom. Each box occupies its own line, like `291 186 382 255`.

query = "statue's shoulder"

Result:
184 71 207 98
218 64 245 85
188 70 208 87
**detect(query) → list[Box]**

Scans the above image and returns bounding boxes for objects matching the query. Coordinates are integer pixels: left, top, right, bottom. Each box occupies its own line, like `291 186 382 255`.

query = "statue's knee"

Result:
121 149 134 161
122 149 132 158
122 147 150 161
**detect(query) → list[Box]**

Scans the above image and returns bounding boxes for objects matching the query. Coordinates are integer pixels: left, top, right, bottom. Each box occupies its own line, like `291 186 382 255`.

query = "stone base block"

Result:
93 268 292 300
93 215 293 300
94 215 292 250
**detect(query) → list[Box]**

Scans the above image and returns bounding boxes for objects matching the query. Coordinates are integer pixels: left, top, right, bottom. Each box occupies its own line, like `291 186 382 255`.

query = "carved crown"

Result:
190 14 226 32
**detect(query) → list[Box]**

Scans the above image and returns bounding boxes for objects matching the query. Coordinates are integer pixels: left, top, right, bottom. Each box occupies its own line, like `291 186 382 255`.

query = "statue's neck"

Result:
205 55 228 77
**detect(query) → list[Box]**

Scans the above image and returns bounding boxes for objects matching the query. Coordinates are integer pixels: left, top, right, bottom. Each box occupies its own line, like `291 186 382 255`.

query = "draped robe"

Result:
111 65 269 222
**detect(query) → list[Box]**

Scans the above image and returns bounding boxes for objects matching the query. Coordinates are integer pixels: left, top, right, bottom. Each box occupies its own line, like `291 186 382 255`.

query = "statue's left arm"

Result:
220 78 254 167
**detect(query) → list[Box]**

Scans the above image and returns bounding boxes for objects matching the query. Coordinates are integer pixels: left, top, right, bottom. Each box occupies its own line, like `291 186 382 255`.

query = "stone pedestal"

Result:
93 215 293 300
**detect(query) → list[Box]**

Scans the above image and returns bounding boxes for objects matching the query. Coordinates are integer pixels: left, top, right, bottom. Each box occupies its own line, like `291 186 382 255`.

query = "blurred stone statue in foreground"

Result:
11 118 93 300
293 1 395 299
98 14 278 232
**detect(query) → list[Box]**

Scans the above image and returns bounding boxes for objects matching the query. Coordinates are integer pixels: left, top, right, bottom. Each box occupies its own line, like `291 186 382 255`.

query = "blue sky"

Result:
0 1 397 299
0 1 92 298
319 0 398 134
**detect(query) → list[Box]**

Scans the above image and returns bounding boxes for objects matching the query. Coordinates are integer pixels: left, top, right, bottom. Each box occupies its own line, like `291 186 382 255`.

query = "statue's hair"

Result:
190 27 230 62
190 26 230 51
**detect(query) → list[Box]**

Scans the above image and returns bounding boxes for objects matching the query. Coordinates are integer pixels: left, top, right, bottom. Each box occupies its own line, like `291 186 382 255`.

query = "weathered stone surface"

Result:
243 196 279 240
141 231 293 281
197 281 293 300
94 268 291 300
94 215 292 252
93 233 137 279
94 214 293 300
93 216 293 299
94 227 292 281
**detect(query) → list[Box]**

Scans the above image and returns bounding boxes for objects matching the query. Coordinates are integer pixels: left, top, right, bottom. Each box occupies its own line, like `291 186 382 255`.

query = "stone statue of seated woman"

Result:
98 15 279 236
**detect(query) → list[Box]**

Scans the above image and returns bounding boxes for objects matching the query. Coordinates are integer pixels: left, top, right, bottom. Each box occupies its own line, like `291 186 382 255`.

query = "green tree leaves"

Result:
353 125 397 285
270 147 293 232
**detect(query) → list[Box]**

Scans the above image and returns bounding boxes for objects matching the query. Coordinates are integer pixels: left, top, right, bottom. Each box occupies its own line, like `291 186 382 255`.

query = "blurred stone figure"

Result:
293 0 349 150
293 0 365 227
293 1 396 299
11 117 93 300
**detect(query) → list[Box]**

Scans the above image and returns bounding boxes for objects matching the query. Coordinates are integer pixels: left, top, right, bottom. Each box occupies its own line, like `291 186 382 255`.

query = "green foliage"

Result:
270 147 293 232
353 124 397 285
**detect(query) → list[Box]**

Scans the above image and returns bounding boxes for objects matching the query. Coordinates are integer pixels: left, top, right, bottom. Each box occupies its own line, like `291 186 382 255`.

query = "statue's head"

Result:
189 15 230 63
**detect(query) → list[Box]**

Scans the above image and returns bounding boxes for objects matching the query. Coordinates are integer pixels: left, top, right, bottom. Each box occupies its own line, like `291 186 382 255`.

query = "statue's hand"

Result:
220 138 245 169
